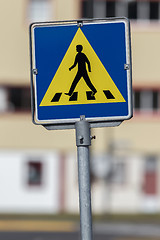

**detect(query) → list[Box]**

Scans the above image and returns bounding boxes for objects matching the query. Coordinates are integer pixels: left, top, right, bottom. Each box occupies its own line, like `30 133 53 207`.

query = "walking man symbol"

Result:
65 45 97 97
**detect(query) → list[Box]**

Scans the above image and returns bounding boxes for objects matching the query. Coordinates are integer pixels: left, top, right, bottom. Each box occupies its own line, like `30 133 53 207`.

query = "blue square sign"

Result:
30 18 132 129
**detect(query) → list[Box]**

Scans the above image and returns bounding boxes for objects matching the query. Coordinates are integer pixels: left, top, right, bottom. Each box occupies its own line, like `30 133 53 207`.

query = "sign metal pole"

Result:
75 115 93 240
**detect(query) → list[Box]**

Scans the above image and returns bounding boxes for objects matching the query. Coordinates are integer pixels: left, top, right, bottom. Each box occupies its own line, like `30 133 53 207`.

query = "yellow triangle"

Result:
40 28 125 106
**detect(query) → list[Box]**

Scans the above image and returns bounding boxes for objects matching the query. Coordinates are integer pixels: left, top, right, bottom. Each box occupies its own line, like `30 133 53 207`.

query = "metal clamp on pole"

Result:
75 115 93 240
75 115 91 147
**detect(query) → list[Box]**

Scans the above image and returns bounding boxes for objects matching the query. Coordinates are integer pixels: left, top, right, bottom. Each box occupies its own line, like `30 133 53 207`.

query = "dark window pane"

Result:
128 1 137 19
106 1 115 17
153 91 158 110
134 90 140 109
28 162 42 186
21 88 31 110
82 0 88 18
9 87 31 111
10 88 22 109
150 2 159 19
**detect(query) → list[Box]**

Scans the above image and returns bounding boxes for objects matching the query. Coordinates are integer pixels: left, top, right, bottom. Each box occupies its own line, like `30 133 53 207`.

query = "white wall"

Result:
64 153 145 214
1 149 159 214
91 155 144 214
111 155 144 213
0 150 60 213
64 152 79 213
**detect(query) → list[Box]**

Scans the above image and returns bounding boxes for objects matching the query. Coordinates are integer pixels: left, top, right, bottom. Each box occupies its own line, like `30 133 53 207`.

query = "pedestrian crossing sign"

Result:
30 18 132 129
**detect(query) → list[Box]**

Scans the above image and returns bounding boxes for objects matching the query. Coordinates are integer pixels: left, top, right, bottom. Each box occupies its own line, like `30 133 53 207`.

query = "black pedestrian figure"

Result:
65 45 97 97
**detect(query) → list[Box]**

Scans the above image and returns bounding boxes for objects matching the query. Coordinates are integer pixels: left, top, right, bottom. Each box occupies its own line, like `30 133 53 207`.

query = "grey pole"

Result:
75 115 93 240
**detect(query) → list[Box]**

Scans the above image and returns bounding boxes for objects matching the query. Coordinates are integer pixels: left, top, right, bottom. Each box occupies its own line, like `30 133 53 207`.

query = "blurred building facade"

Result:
0 0 160 214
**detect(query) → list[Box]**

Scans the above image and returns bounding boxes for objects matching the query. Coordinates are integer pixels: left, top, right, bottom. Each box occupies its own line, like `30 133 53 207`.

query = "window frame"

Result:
27 160 43 187
0 85 31 114
133 86 160 116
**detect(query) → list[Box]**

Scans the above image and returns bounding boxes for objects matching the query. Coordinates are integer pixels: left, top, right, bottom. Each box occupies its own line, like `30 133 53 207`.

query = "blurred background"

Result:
0 0 160 239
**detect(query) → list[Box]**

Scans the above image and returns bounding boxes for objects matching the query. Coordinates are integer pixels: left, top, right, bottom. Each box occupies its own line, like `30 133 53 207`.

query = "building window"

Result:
8 87 31 112
134 90 140 110
28 161 43 186
115 1 128 18
128 1 137 19
106 1 115 17
93 1 106 18
81 0 160 20
0 86 31 113
27 0 53 23
140 90 153 111
137 1 149 19
153 91 159 110
150 1 159 19
133 89 160 113
82 0 88 18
